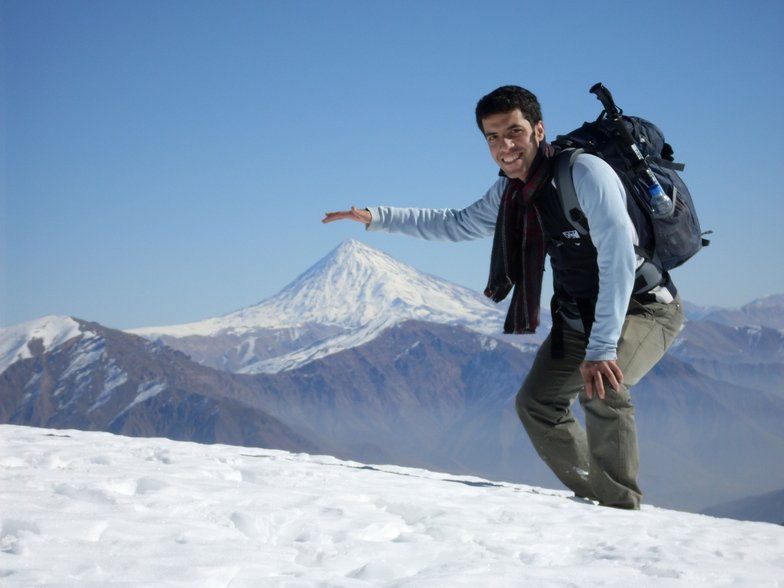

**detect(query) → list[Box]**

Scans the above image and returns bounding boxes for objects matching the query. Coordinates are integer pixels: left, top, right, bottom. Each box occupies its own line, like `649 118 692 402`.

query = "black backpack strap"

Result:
651 143 686 171
648 156 685 172
550 291 565 360
554 149 590 237
550 286 593 360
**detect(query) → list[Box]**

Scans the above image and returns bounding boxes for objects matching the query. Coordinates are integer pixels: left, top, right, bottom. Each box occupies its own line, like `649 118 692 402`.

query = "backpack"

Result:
552 83 710 295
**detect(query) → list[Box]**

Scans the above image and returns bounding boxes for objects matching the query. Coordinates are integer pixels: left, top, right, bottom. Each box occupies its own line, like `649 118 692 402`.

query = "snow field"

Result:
1 425 782 587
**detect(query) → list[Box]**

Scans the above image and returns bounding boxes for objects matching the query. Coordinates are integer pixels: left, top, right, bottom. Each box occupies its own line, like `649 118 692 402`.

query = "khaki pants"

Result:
516 296 684 509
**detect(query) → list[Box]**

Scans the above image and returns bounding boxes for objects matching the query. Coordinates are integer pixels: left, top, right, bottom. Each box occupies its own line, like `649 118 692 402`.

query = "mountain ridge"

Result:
0 318 319 454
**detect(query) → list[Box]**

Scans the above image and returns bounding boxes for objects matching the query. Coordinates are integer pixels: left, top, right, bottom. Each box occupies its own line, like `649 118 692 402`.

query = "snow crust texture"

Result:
2 425 783 587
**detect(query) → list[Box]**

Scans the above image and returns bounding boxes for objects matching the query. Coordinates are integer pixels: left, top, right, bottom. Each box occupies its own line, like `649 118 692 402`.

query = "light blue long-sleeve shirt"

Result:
366 153 637 361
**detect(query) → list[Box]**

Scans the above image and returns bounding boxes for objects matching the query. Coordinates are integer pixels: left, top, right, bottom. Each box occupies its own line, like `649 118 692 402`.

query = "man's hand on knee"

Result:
580 360 624 400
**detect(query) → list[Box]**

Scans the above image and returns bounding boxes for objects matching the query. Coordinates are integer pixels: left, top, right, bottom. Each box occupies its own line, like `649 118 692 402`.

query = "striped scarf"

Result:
484 142 556 334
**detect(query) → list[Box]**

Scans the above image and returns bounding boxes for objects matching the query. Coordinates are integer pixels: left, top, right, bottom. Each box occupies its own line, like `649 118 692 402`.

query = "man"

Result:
322 86 683 509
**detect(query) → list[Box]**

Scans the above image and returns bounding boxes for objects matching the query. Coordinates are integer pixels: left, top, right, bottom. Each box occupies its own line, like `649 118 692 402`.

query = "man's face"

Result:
481 110 545 180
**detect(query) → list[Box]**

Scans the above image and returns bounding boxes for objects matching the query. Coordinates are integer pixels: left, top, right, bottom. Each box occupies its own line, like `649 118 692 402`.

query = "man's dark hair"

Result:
475 86 543 132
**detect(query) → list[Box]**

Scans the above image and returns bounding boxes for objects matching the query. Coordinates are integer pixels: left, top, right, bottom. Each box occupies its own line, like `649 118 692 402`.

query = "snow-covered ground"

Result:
1 425 782 587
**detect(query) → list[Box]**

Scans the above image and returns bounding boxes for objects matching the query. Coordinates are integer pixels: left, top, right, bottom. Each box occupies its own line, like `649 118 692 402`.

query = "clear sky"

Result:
2 0 783 330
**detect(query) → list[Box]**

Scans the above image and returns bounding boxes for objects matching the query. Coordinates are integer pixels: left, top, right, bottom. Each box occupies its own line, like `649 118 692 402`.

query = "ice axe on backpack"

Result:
589 83 674 218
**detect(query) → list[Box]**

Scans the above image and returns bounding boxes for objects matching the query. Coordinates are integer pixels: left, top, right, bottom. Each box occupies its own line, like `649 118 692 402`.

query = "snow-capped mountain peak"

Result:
0 315 93 374
252 239 501 329
131 239 504 338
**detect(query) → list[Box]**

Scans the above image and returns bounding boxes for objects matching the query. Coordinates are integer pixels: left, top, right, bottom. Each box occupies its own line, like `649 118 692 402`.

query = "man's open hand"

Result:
322 206 371 225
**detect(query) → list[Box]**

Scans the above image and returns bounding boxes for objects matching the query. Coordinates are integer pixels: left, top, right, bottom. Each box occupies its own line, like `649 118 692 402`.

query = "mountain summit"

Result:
127 240 511 373
132 239 505 338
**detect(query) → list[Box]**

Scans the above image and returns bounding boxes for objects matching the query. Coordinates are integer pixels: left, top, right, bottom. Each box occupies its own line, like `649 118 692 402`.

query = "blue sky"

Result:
2 0 783 330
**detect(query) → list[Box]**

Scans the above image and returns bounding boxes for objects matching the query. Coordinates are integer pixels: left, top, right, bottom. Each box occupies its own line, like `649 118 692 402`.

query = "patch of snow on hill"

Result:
240 315 400 374
0 316 91 375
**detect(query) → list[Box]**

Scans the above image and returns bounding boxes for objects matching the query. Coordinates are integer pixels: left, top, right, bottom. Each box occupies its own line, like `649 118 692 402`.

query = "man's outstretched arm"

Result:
322 177 507 243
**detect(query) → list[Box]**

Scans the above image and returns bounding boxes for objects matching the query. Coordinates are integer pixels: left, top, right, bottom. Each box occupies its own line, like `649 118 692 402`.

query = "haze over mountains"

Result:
2 240 782 522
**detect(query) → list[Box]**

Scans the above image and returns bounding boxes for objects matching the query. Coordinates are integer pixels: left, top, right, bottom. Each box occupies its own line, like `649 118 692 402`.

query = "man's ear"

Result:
535 120 545 141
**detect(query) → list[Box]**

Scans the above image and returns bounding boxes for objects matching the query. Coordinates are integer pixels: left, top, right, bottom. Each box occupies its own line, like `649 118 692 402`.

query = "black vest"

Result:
535 180 653 303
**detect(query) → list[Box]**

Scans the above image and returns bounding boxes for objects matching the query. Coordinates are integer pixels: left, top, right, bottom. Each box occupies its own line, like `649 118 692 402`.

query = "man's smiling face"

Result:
482 110 545 181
